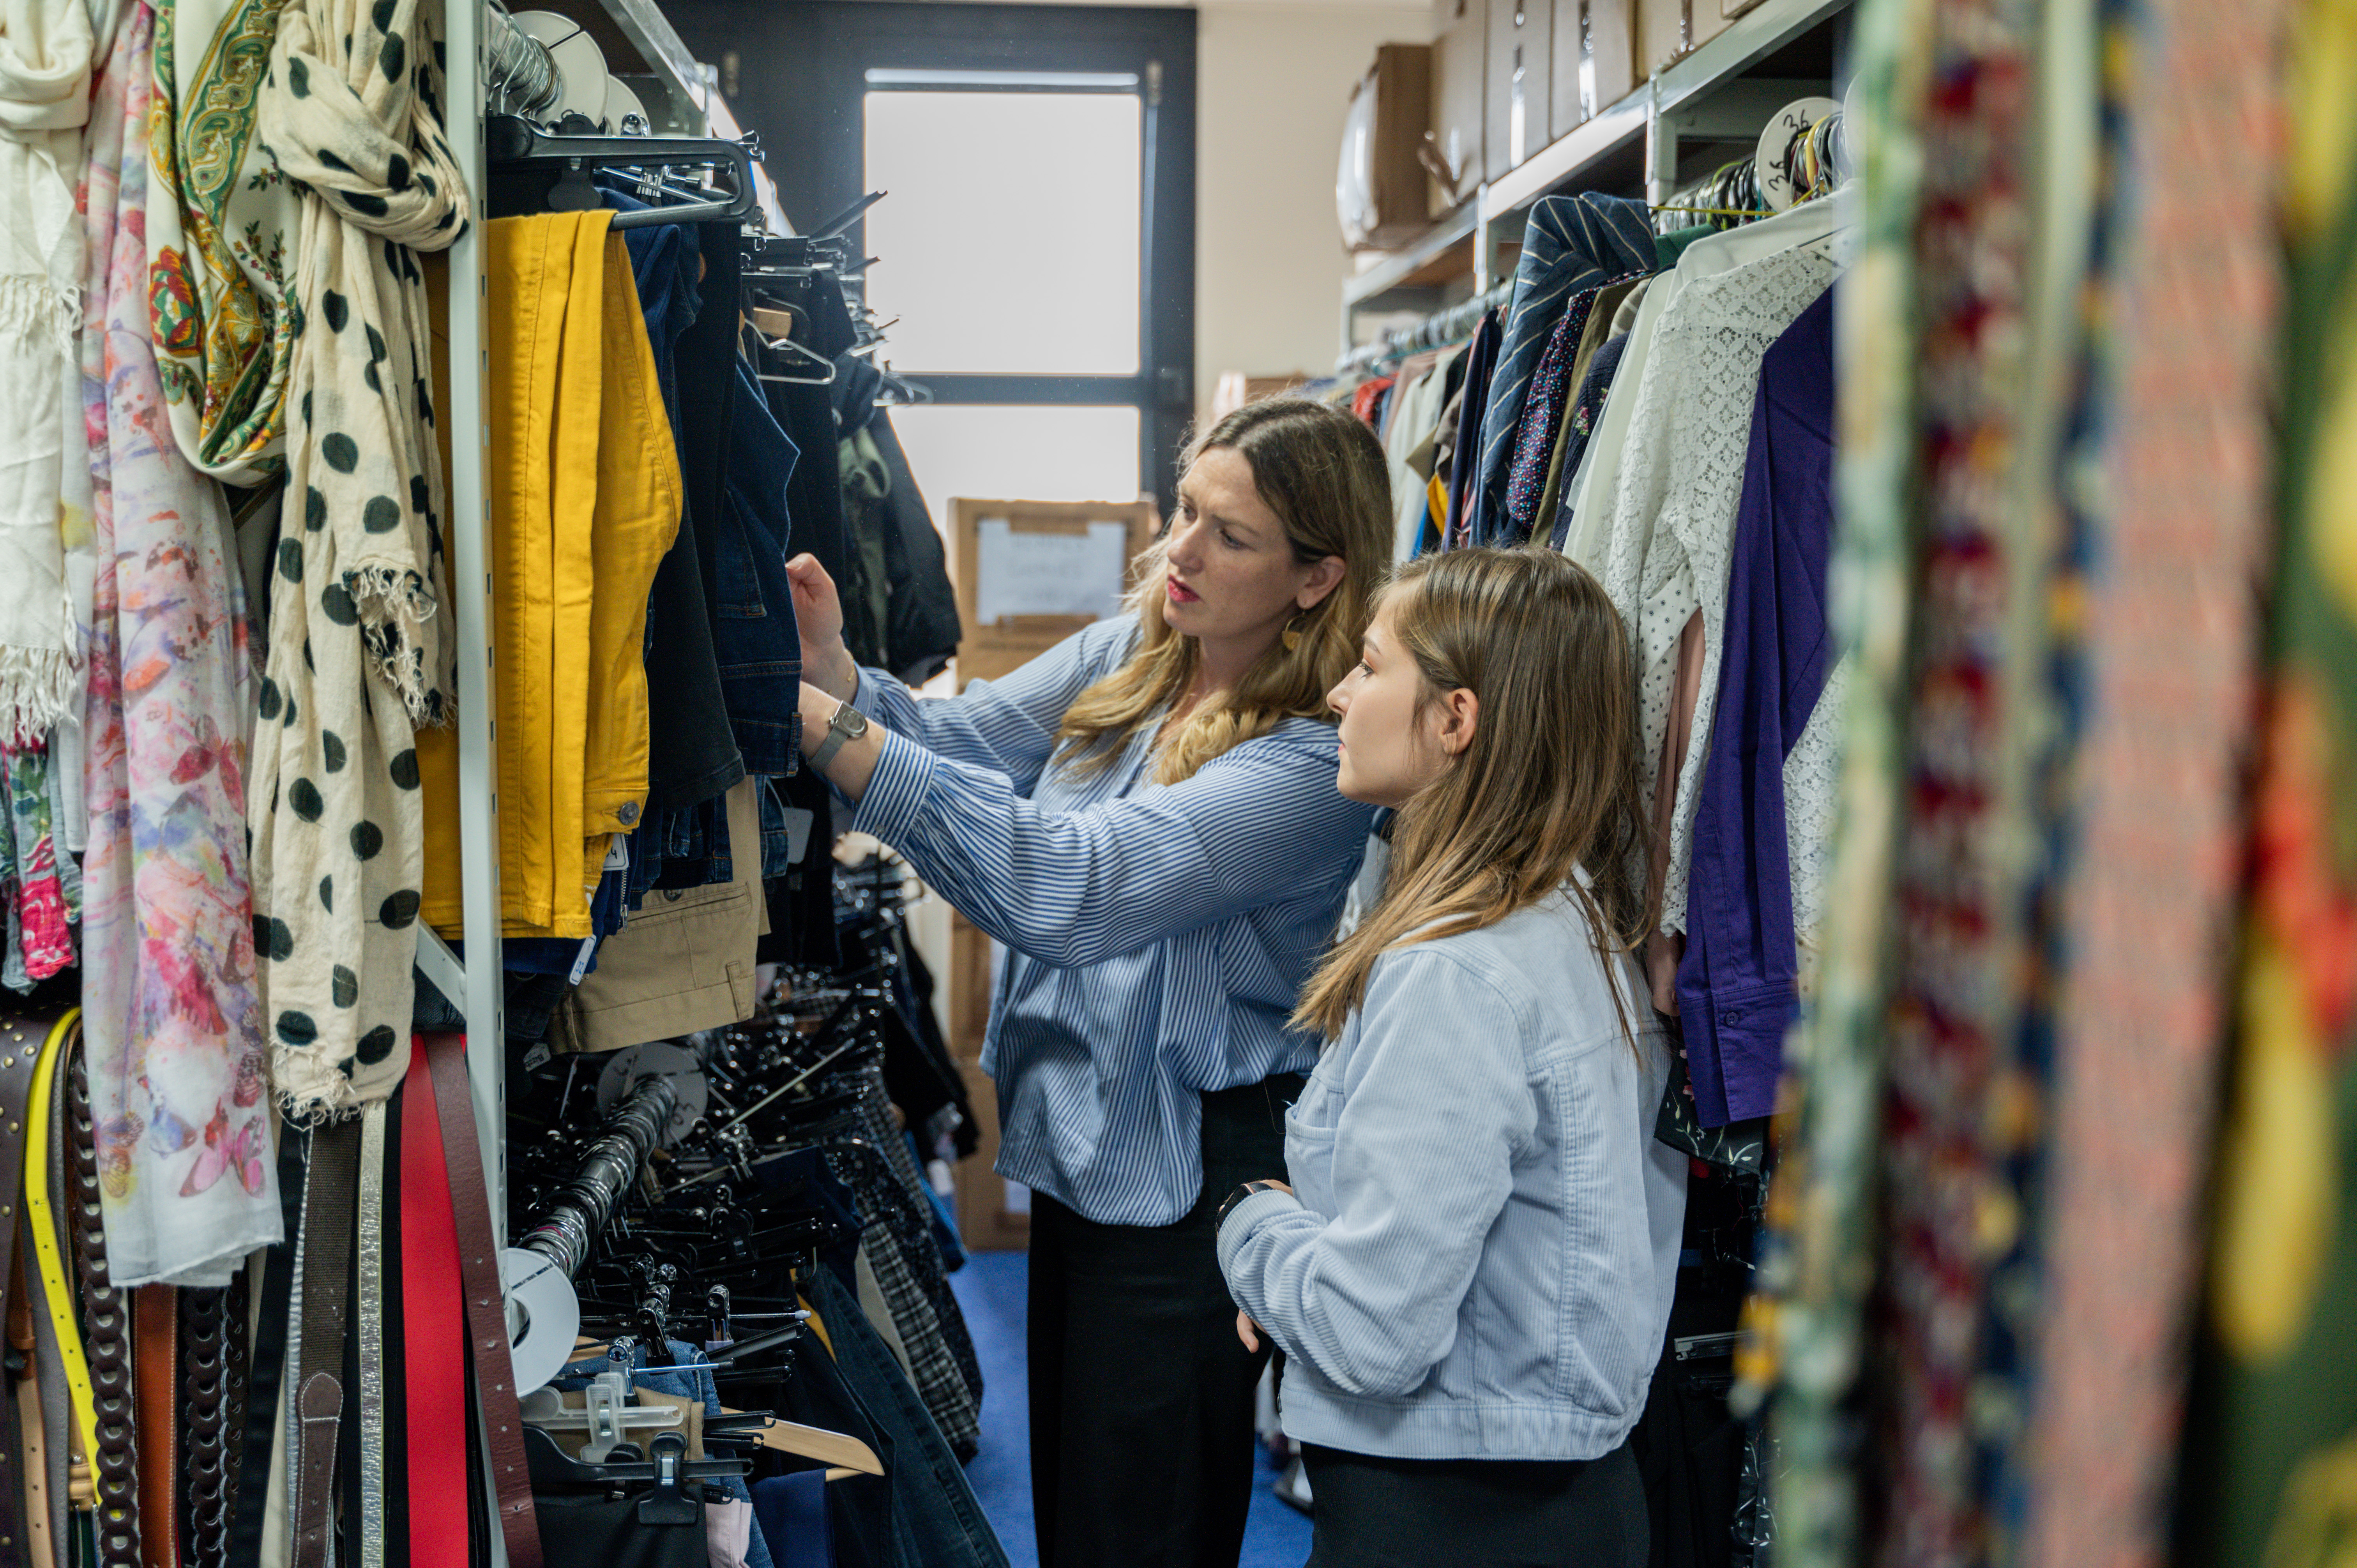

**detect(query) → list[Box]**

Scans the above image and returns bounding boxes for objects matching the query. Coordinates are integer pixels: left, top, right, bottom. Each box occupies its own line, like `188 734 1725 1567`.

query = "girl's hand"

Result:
784 553 859 696
1236 1310 1265 1353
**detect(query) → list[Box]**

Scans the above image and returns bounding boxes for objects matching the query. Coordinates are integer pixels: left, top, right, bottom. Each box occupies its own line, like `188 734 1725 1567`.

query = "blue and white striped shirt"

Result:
852 617 1376 1225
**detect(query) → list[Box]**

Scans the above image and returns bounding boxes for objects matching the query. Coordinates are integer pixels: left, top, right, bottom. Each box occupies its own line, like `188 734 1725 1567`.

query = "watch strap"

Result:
806 701 866 773
1216 1180 1285 1231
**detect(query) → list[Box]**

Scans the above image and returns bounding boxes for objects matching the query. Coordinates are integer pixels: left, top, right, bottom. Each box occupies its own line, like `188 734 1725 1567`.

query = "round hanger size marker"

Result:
1756 96 1841 212
511 11 611 129
596 1040 709 1142
504 1247 585 1395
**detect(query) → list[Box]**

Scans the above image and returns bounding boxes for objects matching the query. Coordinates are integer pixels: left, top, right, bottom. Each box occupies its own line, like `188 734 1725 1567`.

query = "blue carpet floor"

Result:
950 1249 1315 1568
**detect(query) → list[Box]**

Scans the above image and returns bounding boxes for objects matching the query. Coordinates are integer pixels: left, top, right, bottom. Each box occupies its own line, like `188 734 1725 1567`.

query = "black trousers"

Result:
1026 1075 1301 1568
1301 1441 1648 1568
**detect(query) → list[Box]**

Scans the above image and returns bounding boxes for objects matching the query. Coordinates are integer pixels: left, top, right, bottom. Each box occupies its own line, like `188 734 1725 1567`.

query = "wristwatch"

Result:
1216 1180 1288 1230
807 698 870 772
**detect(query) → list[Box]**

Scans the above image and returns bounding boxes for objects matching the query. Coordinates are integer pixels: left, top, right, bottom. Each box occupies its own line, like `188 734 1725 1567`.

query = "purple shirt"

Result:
1675 287 1837 1127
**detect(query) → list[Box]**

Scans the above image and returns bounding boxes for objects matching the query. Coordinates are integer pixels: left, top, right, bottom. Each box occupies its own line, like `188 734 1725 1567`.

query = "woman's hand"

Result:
1236 1310 1265 1353
785 553 860 698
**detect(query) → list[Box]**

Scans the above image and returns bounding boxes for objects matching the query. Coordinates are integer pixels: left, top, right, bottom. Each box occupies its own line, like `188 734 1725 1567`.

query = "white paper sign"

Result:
974 519 1132 625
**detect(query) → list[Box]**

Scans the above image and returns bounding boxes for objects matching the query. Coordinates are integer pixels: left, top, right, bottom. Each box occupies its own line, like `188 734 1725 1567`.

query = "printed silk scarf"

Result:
81 0 282 1287
252 0 465 1114
147 0 304 481
0 0 97 742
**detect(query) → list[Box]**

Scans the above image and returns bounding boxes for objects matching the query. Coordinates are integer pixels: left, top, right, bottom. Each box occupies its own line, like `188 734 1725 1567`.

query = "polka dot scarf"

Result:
252 0 466 1116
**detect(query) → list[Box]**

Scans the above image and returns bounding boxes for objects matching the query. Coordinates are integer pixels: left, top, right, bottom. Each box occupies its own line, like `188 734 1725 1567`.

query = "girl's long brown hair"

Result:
1055 399 1394 785
1293 547 1657 1044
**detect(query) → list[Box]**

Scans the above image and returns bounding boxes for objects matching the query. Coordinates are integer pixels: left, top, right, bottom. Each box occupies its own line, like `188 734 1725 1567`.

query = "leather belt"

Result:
355 1104 388 1568
400 1056 469 1565
0 1006 60 1568
7 1249 47 1568
226 1139 302 1565
290 1121 359 1568
176 1280 238 1568
422 1032 546 1568
65 1036 141 1568
21 1017 92 1492
131 1288 174 1568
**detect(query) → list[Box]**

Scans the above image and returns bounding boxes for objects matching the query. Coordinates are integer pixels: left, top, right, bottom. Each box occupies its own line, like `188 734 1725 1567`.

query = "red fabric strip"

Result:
399 1039 470 1565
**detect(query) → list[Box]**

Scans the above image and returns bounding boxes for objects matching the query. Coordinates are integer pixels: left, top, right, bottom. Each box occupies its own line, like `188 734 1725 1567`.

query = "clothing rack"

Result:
1336 281 1512 375
517 1070 684 1282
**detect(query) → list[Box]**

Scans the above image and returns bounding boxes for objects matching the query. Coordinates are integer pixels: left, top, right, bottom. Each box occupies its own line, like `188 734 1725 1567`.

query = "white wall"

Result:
1194 1 1434 415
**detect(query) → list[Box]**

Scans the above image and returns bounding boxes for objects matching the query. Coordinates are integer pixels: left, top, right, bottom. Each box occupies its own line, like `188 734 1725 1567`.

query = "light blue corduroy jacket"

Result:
1217 887 1687 1461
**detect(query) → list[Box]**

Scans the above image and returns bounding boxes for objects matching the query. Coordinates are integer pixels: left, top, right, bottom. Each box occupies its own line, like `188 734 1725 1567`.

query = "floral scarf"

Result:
145 0 302 481
80 0 280 1287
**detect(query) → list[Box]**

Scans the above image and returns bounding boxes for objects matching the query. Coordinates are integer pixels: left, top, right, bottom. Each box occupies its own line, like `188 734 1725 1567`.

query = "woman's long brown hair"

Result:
1054 399 1394 785
1293 547 1657 1044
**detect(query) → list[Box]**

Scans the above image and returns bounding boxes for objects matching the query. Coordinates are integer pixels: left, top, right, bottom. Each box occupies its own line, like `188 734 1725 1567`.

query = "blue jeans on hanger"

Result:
806 1265 1009 1568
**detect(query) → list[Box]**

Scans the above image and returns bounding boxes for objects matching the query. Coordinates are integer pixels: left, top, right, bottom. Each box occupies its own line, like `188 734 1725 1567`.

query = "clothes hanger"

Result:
745 322 837 387
709 1411 885 1476
486 114 760 230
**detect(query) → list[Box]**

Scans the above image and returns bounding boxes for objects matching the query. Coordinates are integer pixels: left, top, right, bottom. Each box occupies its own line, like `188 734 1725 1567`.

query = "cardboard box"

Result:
1640 0 1726 75
1428 0 1486 205
1339 43 1435 250
948 496 1164 687
1550 0 1634 133
1210 373 1312 420
1485 0 1551 178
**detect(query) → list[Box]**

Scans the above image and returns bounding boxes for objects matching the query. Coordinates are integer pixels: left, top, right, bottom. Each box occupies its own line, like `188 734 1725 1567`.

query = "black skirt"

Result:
1301 1439 1649 1568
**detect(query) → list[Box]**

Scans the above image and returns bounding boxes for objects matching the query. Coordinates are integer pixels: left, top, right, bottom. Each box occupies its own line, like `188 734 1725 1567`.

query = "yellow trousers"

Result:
420 211 681 939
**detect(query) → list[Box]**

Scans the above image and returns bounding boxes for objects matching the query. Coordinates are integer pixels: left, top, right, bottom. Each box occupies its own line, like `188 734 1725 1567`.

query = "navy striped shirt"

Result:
852 618 1376 1225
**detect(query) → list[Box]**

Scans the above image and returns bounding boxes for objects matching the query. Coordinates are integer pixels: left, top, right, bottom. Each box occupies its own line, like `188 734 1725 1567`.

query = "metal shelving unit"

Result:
433 2 713 1556
1341 0 1854 353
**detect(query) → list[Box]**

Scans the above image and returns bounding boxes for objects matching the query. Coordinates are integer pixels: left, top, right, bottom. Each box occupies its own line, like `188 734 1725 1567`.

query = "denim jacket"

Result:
1217 888 1687 1462
716 361 806 776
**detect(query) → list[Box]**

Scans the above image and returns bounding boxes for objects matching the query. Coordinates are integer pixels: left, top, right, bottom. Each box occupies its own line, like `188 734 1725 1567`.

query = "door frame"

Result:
668 0 1200 500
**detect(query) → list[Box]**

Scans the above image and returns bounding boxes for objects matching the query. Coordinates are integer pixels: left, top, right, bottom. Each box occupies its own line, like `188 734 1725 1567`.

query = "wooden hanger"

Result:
714 1408 884 1476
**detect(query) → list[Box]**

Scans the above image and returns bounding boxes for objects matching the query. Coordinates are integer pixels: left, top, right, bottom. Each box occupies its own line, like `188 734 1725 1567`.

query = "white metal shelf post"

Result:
439 0 506 1239
438 0 511 1558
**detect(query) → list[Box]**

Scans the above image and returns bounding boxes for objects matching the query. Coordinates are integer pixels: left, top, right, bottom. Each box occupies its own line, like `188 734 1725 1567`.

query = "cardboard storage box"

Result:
1426 0 1486 206
1485 0 1551 178
1640 0 1726 74
1338 43 1435 250
1550 0 1634 131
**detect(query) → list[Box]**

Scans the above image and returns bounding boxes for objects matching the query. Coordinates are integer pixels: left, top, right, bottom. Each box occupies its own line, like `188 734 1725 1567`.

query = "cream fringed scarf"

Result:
0 0 97 741
252 0 465 1115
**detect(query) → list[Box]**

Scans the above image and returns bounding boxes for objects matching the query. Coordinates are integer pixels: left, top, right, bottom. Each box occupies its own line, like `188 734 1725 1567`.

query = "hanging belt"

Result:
289 1121 359 1568
421 1033 546 1568
65 1038 141 1568
400 1056 468 1565
355 1105 388 1568
0 1006 61 1568
21 1017 92 1499
224 1139 302 1566
176 1280 238 1568
131 1287 175 1568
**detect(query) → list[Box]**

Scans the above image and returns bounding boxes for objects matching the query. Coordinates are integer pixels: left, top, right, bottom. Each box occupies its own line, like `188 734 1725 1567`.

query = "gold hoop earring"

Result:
1281 613 1307 653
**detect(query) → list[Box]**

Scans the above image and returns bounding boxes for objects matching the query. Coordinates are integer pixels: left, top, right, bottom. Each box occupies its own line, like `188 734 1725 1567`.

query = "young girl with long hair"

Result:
786 398 1394 1568
1216 546 1687 1568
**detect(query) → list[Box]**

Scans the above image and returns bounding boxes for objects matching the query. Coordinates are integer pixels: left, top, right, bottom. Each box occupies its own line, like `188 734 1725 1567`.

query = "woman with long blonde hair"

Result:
786 398 1392 1568
1216 547 1687 1568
